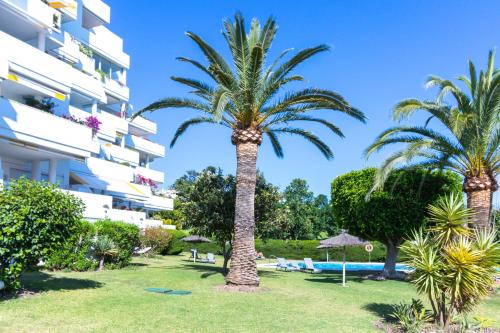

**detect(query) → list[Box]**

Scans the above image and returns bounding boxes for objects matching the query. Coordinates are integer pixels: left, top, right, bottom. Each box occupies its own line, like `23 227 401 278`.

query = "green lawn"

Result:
1 255 498 333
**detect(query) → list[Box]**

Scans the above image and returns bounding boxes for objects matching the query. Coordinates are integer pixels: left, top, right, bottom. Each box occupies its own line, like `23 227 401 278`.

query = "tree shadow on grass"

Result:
362 303 395 322
304 271 371 284
2 271 103 301
165 262 281 279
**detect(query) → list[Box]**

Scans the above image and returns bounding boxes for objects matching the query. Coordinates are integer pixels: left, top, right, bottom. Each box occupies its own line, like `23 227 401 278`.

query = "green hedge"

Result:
164 229 188 255
172 237 387 262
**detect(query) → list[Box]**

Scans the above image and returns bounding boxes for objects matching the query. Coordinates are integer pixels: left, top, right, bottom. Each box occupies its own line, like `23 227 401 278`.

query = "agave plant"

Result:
92 235 118 271
133 13 364 286
401 194 499 328
366 51 499 229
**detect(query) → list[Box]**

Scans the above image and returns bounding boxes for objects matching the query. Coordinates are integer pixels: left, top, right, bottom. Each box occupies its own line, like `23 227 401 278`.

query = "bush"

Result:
93 220 140 268
0 179 84 290
45 220 97 272
140 227 172 255
164 229 188 255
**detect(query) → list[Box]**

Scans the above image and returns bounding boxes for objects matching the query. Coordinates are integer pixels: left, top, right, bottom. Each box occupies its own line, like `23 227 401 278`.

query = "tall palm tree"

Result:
366 50 499 229
133 13 365 286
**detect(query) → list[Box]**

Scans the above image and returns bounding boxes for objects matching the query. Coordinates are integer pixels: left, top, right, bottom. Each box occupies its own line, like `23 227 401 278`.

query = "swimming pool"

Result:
296 261 412 272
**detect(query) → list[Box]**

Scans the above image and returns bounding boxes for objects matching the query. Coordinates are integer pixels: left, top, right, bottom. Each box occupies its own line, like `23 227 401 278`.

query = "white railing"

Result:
0 98 99 157
3 0 59 28
103 76 129 101
81 0 110 24
144 195 174 211
128 115 157 134
72 157 134 183
134 166 164 184
66 190 112 220
125 135 165 157
101 143 139 166
98 109 128 133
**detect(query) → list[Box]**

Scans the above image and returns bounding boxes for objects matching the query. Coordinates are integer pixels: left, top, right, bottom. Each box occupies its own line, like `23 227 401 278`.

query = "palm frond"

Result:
271 127 334 159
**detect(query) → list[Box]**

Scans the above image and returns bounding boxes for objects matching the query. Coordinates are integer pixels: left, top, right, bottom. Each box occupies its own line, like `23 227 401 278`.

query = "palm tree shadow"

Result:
173 263 281 279
362 303 395 322
304 271 369 284
2 271 103 300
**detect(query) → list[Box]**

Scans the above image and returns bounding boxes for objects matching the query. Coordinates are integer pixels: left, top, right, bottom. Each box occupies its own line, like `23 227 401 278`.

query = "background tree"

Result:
311 194 338 239
366 51 499 229
134 13 365 287
179 167 283 271
283 179 315 239
331 168 462 278
182 167 235 272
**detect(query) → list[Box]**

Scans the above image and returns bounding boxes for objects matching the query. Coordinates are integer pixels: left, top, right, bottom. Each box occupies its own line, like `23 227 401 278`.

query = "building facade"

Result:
0 0 173 228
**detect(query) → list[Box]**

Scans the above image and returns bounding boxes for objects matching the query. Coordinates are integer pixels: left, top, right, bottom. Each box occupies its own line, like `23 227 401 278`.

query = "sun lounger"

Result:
276 257 289 271
303 258 322 274
134 246 152 255
199 253 216 264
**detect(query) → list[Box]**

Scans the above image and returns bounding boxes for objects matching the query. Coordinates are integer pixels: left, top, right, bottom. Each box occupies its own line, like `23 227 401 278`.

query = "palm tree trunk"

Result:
463 174 498 229
225 141 260 286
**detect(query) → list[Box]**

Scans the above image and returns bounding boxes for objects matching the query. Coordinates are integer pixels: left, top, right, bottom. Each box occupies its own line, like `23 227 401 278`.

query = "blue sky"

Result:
106 0 499 198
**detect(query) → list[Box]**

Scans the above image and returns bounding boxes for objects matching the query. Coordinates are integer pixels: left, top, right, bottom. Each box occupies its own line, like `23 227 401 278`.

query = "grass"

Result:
0 255 498 333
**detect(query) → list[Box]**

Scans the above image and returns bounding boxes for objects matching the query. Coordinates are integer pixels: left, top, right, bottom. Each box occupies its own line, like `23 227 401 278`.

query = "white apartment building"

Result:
0 0 174 228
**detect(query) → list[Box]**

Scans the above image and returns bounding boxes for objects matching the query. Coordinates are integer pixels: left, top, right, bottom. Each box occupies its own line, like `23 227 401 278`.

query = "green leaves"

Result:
368 50 500 189
133 13 364 160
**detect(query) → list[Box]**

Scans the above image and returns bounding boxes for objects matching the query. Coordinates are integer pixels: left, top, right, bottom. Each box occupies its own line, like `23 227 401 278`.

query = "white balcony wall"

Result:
55 32 80 63
4 0 58 28
125 135 165 158
81 0 110 24
101 142 139 165
0 98 99 157
103 76 129 101
0 31 106 103
99 109 128 133
134 166 164 184
53 0 78 21
65 189 111 220
89 26 129 69
108 209 147 226
129 116 157 135
84 157 134 182
144 195 174 211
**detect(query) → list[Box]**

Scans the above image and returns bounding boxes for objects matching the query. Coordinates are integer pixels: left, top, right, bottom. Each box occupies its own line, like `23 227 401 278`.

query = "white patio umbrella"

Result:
317 230 368 287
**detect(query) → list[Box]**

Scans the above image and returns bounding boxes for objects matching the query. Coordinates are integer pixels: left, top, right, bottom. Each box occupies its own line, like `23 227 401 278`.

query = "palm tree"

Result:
133 14 365 286
92 235 118 271
366 50 499 229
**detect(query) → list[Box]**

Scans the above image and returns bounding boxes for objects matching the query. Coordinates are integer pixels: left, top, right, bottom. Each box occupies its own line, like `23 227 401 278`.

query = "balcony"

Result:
89 26 130 69
47 0 77 21
70 157 134 183
129 115 157 135
103 76 129 101
134 166 164 184
0 31 106 103
0 98 99 157
125 135 165 158
98 109 128 133
81 0 110 26
2 0 60 29
65 190 112 220
144 195 174 211
101 142 139 166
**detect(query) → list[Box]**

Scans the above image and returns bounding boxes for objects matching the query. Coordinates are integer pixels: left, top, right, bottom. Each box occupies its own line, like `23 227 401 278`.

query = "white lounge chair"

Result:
200 253 216 264
276 257 289 271
134 246 152 255
303 258 322 274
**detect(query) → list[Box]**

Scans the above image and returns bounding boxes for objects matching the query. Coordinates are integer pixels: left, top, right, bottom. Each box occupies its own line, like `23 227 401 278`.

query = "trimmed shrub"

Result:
45 220 97 271
93 220 140 268
0 179 84 290
164 229 188 255
140 227 172 255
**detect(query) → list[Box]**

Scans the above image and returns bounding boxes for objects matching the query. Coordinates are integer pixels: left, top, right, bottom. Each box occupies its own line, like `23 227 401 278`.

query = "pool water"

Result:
297 262 412 272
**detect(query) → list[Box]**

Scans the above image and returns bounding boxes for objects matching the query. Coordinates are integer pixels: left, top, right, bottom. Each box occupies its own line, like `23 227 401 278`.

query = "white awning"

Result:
71 172 151 200
7 72 67 101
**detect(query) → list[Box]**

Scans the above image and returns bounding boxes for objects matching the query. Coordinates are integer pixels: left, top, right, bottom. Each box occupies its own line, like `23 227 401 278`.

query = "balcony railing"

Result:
103 76 129 101
101 143 139 166
128 115 157 135
81 0 110 24
134 166 164 184
4 0 61 29
0 98 99 157
125 135 165 158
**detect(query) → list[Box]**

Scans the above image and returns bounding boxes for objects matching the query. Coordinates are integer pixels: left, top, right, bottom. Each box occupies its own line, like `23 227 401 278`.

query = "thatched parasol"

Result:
181 235 212 262
317 230 368 287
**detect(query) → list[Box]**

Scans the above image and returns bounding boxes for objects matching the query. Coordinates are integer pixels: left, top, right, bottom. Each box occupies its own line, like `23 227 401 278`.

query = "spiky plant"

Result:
401 195 499 328
92 235 118 271
366 50 499 229
133 13 365 286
